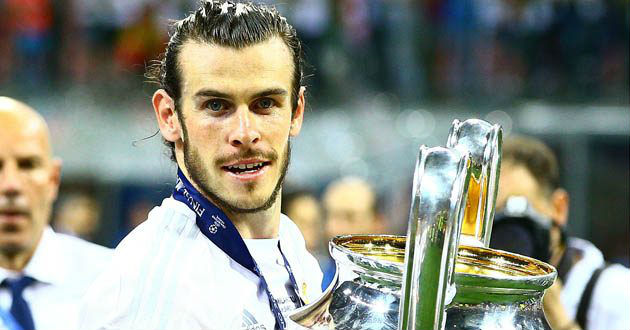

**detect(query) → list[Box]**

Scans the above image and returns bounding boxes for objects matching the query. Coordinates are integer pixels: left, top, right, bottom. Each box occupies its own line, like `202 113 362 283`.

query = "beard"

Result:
0 240 26 258
182 131 291 214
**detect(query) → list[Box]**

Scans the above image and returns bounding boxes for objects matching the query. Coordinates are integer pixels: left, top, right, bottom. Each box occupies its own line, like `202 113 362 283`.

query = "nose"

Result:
0 161 23 198
228 106 261 148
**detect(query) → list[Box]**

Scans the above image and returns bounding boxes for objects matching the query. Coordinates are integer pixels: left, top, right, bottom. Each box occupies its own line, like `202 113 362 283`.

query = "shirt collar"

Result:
20 227 67 285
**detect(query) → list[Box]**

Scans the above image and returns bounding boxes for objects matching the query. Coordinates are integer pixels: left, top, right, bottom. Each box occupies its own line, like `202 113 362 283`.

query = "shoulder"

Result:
106 197 206 283
595 263 630 298
92 197 202 288
116 197 199 253
588 264 630 329
52 231 112 281
568 237 604 261
564 237 605 293
56 232 111 260
81 197 212 330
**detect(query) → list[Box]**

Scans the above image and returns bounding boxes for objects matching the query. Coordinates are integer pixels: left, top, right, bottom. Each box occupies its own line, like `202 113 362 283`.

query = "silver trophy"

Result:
289 119 556 330
446 118 502 248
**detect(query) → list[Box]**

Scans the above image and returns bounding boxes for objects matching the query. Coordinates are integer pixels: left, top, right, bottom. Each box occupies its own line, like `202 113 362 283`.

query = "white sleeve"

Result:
587 264 630 330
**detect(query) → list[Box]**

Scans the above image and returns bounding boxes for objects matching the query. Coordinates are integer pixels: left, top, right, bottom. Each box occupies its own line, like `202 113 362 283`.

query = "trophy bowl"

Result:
290 235 556 330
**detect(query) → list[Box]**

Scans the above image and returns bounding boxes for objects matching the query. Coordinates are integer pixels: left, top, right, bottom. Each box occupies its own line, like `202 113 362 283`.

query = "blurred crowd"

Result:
1 0 627 105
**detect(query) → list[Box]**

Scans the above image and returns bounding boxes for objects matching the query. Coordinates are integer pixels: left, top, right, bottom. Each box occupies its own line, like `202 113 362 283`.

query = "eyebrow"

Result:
252 88 288 99
193 88 288 100
194 89 232 99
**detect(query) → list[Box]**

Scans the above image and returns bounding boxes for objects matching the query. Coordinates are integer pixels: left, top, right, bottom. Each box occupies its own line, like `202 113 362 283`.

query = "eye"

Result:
255 98 275 110
204 99 228 112
18 157 39 170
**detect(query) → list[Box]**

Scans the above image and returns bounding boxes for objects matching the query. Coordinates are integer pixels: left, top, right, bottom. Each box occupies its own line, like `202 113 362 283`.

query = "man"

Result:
323 177 384 240
492 136 630 330
320 177 384 289
80 2 322 329
53 194 101 241
0 96 111 330
281 190 325 258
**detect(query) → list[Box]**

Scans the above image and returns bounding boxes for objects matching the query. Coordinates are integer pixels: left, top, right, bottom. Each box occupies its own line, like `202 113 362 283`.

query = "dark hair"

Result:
502 136 560 195
146 0 304 161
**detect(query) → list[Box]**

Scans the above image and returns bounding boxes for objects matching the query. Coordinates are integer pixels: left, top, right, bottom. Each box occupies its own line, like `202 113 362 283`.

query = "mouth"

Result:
0 209 30 222
221 159 272 181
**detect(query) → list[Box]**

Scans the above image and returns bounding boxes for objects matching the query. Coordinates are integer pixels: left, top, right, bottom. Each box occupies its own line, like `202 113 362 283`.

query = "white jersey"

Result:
80 197 323 330
562 237 630 330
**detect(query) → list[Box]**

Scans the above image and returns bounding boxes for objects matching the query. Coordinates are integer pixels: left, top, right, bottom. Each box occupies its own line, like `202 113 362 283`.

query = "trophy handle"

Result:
398 146 471 330
446 119 502 248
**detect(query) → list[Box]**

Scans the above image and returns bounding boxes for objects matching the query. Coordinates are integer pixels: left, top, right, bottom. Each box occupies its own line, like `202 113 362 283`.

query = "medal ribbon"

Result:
172 169 303 329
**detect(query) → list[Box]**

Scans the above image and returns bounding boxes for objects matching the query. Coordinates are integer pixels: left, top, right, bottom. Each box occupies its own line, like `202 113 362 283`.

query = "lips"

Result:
221 159 271 181
0 209 30 222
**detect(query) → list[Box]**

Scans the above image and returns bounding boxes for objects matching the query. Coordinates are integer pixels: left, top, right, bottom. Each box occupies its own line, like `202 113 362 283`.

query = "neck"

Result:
176 165 283 240
550 242 566 267
225 195 282 239
549 226 565 267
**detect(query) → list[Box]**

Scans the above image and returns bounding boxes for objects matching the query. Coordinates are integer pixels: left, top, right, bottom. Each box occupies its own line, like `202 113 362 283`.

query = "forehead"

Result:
288 196 320 220
177 37 294 96
325 184 374 212
497 161 543 205
0 113 50 158
290 196 319 212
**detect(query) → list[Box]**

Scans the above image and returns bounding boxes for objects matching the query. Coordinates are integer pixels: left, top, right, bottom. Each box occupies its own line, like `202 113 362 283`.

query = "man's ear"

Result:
153 89 181 143
550 188 569 227
289 87 306 137
48 157 62 201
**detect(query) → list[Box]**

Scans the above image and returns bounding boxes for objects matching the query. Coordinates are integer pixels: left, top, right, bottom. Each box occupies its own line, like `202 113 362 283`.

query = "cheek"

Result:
262 113 292 137
28 172 55 206
187 122 223 149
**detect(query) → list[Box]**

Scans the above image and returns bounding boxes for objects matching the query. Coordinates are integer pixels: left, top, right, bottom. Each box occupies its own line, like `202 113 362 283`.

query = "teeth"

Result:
227 162 264 171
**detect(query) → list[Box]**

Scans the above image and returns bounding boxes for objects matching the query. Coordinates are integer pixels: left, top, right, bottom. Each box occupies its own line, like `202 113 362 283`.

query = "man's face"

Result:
324 184 378 238
176 37 303 213
496 161 555 220
287 196 323 251
0 112 59 256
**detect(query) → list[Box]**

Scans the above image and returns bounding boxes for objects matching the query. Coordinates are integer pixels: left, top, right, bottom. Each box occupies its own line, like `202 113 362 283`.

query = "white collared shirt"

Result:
562 237 630 330
80 197 323 330
0 227 112 330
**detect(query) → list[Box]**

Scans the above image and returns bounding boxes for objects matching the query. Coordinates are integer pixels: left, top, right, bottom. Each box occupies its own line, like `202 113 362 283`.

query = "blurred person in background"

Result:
2 0 54 86
282 189 326 262
124 198 153 230
0 96 111 330
320 176 385 290
52 194 101 241
491 136 630 330
112 3 166 74
80 2 322 329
